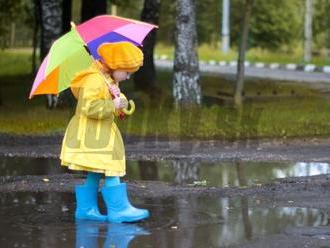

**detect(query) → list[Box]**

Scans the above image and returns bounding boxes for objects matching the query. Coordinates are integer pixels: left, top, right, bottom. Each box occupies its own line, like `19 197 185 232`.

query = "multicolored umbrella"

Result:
29 15 157 99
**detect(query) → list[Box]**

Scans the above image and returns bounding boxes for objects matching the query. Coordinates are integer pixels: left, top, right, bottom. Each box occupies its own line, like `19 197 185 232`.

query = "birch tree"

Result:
173 0 201 106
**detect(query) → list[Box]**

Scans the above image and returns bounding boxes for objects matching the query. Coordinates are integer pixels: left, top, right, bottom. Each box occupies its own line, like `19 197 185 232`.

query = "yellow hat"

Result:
97 41 144 73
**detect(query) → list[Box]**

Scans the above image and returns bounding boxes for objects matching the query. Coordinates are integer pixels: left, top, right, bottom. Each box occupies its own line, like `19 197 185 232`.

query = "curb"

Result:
154 54 330 74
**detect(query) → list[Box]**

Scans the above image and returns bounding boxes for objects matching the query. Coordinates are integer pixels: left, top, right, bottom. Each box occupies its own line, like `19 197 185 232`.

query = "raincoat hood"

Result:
70 61 110 99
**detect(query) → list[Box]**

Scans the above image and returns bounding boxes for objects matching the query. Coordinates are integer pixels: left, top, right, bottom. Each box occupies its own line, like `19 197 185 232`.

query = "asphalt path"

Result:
156 60 330 86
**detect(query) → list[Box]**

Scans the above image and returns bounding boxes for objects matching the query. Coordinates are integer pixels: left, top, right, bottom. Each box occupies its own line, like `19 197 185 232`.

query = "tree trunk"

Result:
304 0 313 62
234 0 254 107
81 0 107 22
133 0 161 100
62 0 72 33
37 0 63 109
57 0 75 108
32 0 40 74
173 0 201 106
10 23 16 47
38 0 62 61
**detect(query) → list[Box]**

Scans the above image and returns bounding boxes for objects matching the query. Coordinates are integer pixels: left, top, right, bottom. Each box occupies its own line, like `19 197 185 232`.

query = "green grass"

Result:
156 43 330 66
2 96 330 139
0 48 33 77
1 49 330 139
115 95 330 140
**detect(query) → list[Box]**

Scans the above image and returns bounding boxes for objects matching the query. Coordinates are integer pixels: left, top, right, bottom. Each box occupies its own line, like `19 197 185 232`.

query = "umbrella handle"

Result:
122 100 135 115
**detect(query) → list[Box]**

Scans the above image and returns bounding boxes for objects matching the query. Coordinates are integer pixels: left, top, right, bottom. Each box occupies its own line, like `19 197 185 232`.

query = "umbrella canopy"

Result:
29 15 157 99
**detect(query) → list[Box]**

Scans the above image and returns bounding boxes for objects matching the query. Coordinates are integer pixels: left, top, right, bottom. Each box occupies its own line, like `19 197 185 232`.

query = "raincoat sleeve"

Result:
114 93 128 117
80 74 115 120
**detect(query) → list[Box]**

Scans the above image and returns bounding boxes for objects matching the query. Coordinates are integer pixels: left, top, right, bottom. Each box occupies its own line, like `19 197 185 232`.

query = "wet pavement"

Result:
0 191 328 248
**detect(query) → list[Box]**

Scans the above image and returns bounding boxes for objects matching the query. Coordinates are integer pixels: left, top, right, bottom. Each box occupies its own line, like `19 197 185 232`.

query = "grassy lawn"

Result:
156 43 330 66
0 48 34 76
1 49 330 139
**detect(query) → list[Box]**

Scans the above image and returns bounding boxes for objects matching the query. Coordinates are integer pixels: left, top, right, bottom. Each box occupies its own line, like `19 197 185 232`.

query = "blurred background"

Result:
1 0 330 140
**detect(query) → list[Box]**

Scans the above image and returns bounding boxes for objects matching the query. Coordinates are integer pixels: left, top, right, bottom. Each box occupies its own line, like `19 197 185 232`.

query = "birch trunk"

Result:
173 0 201 106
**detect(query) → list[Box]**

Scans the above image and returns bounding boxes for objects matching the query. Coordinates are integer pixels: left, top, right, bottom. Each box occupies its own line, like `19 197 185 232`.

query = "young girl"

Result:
60 41 149 223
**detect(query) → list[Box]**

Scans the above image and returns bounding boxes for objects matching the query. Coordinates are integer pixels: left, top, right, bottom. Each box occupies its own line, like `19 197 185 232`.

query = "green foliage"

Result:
157 0 175 44
155 0 330 50
230 0 303 49
251 0 303 49
115 0 144 19
196 0 220 45
157 0 220 45
313 0 330 48
2 0 330 52
0 0 34 48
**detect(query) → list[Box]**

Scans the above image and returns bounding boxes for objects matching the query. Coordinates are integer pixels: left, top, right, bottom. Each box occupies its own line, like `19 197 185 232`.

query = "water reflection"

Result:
172 160 200 184
0 156 65 176
76 221 149 248
129 160 330 187
1 156 330 187
275 162 330 178
0 192 328 247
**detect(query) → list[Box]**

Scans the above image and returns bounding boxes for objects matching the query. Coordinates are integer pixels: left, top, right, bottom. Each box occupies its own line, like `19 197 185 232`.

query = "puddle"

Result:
1 156 330 187
0 192 327 247
0 157 66 176
127 161 330 187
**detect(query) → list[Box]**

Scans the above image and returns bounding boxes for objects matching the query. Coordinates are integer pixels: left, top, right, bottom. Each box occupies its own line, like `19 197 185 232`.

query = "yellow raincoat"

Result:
60 62 127 176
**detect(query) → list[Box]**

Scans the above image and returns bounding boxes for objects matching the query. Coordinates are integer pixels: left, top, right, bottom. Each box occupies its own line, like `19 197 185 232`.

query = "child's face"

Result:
112 70 131 82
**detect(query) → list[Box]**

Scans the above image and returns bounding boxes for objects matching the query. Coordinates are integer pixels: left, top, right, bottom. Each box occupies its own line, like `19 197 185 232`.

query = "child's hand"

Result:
113 97 128 109
109 84 121 97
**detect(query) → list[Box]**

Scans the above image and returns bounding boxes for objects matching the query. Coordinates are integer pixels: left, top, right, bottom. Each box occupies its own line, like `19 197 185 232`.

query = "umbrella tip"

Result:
70 21 76 29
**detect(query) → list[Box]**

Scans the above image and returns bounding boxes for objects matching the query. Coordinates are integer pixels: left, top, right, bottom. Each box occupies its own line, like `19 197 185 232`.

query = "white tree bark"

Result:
304 0 313 62
173 0 201 106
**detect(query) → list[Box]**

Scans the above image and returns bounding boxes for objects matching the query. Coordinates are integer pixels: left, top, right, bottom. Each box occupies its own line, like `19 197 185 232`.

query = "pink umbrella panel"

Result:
76 15 158 60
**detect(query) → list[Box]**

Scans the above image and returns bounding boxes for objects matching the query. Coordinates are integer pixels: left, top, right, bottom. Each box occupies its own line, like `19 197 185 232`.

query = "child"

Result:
60 41 149 223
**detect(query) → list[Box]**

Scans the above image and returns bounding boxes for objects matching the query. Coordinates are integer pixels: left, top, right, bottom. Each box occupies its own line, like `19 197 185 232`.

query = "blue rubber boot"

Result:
103 223 150 248
75 220 100 248
101 183 150 223
75 185 107 221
